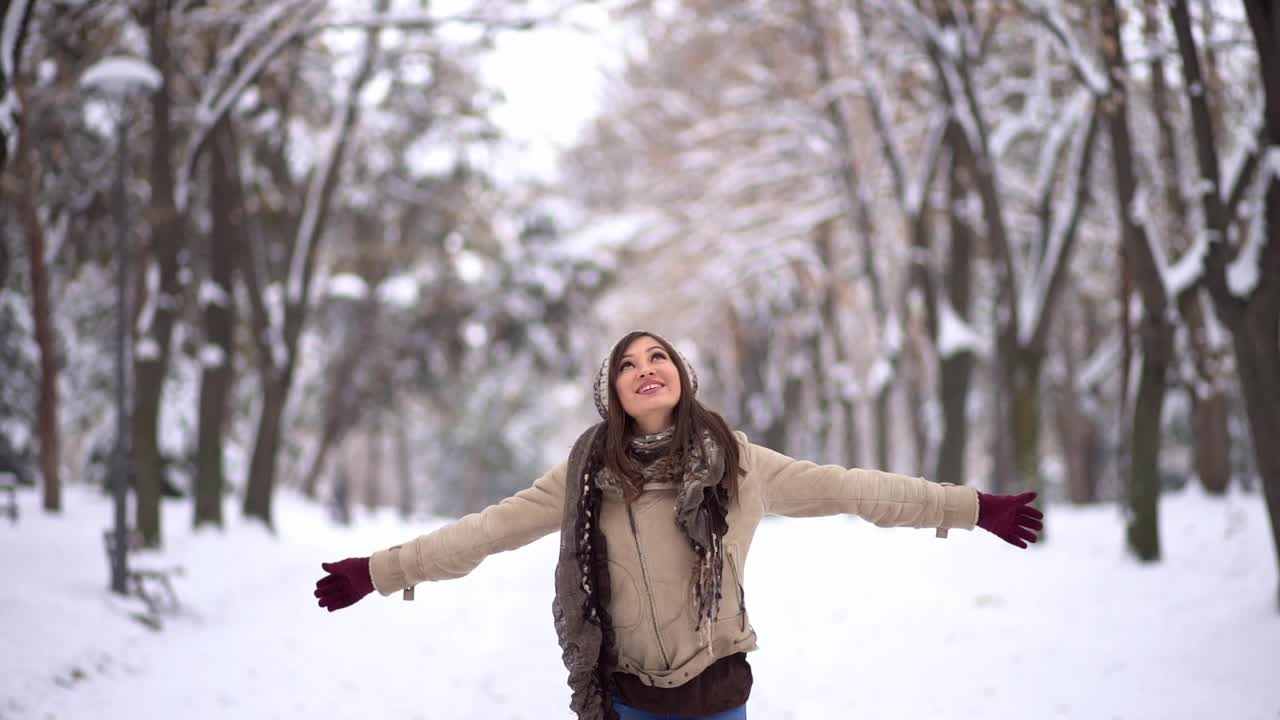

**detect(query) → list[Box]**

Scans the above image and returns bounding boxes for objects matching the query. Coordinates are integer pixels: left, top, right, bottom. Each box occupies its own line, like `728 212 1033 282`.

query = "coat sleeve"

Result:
368 461 568 595
747 440 978 531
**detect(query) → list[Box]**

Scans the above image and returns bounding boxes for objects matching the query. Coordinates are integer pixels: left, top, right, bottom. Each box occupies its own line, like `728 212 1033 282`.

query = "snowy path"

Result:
3 486 1279 719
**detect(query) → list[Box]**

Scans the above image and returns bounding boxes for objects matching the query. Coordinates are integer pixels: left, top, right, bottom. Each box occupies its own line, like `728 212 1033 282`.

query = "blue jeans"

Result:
612 697 747 720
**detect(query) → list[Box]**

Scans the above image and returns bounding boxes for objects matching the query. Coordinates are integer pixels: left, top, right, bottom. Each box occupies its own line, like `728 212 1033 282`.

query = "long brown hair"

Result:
602 331 741 501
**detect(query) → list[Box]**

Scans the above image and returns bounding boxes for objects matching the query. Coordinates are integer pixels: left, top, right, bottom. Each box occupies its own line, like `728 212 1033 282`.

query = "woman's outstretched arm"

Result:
367 461 568 595
316 461 568 612
748 441 978 532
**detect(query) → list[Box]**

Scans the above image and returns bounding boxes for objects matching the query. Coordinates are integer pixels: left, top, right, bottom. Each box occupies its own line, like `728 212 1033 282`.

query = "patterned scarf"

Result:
595 427 728 630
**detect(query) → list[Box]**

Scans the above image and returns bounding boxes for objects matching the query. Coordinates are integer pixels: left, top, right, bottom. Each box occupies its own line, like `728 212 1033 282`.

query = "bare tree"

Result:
883 1 1102 514
192 119 240 528
800 0 896 469
240 0 386 528
2 0 60 512
1140 0 1233 496
1171 0 1280 609
131 0 185 546
1098 0 1175 561
851 0 976 484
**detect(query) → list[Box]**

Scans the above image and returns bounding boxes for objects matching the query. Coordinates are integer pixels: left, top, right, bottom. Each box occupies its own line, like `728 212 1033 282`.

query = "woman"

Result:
314 331 1042 720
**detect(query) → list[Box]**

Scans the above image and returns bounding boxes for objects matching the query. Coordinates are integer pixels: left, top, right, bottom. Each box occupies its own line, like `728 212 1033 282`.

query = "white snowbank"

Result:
1 480 1277 719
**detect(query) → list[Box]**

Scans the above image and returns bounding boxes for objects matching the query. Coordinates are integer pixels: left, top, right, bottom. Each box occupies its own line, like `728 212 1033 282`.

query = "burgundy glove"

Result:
314 556 375 612
976 491 1043 548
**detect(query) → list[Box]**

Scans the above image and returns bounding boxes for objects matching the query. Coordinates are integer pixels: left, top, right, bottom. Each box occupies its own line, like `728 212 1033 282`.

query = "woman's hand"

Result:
314 556 374 611
976 492 1043 548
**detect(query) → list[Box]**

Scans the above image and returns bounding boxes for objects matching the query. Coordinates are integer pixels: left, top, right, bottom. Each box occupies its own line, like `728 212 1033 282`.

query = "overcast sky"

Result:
479 5 623 181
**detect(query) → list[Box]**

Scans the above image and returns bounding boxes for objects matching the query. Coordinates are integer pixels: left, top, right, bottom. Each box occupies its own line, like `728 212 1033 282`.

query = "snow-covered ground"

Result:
2 483 1278 720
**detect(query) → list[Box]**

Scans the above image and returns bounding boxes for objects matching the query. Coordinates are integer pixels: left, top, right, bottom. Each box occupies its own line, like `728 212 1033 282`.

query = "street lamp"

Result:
79 57 161 596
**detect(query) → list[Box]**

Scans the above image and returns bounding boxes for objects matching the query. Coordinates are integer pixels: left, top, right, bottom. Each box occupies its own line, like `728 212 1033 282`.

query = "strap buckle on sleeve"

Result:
936 481 957 538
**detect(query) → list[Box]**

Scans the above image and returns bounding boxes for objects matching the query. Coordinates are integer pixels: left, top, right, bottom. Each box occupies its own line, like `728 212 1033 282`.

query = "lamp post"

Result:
79 57 161 595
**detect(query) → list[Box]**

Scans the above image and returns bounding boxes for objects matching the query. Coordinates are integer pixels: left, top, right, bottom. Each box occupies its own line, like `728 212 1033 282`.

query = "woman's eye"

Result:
619 361 633 371
652 353 667 362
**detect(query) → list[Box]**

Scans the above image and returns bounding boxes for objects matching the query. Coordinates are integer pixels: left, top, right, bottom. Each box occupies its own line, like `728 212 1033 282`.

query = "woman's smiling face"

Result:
614 335 682 433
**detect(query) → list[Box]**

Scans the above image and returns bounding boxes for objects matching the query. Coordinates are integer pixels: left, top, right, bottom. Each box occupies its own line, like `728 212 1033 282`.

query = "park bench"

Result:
102 528 182 625
0 472 17 523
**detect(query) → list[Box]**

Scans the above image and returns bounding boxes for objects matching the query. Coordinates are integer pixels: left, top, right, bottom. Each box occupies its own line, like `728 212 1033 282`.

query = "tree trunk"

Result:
243 379 287 526
364 414 383 511
733 307 786 451
1232 0 1280 593
1127 319 1171 561
395 401 413 521
813 220 851 462
806 331 831 460
874 386 892 471
193 122 238 529
1200 0 1225 150
936 352 972 486
1054 299 1100 504
1144 0 1233 495
1232 286 1280 610
1009 348 1045 499
935 155 976 487
1054 385 1091 505
990 306 1015 495
1005 104 1099 528
905 334 930 475
1177 0 1280 607
1101 0 1174 562
300 297 379 498
1192 391 1231 494
134 0 183 547
14 133 59 512
781 366 805 458
843 395 861 468
300 418 341 499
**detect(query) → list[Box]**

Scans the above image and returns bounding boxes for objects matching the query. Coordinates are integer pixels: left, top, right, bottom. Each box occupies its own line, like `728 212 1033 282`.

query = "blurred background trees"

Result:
0 0 1276 605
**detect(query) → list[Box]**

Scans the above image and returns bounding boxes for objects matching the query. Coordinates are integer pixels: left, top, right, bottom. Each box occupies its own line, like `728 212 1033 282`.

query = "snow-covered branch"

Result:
285 16 382 310
0 0 33 171
1020 96 1100 349
937 298 984 358
79 56 163 96
861 69 907 201
1227 203 1267 300
177 1 565 211
1020 0 1110 96
309 10 563 33
1031 93 1083 218
880 0 957 63
1167 232 1208 300
1075 332 1121 393
909 110 950 217
1222 118 1266 219
202 0 311 124
176 2 318 211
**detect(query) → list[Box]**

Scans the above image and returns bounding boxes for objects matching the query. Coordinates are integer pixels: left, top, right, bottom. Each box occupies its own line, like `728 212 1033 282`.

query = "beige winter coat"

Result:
368 431 979 689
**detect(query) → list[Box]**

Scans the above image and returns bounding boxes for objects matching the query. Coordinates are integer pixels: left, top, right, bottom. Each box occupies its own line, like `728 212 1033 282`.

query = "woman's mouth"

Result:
637 382 664 396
